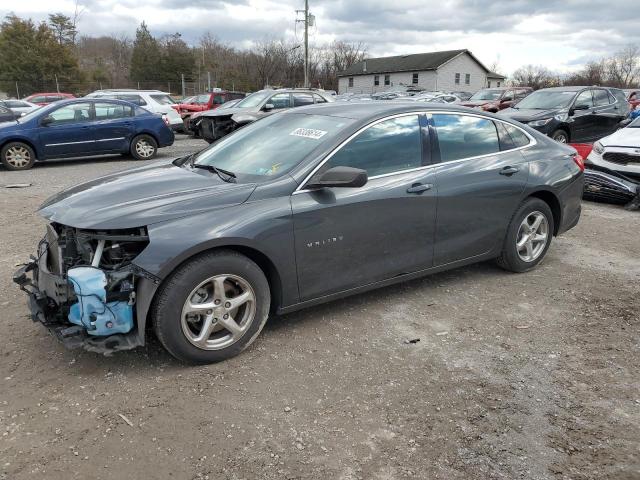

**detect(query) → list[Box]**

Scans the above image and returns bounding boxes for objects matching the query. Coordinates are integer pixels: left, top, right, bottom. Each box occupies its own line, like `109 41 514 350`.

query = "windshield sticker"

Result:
289 128 328 140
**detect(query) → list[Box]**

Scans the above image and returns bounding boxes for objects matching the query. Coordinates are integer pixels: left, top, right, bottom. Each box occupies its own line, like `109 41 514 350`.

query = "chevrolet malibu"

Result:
13 103 584 363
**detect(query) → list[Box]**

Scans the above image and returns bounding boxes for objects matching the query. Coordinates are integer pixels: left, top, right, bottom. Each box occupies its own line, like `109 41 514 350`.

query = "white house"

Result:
337 49 506 94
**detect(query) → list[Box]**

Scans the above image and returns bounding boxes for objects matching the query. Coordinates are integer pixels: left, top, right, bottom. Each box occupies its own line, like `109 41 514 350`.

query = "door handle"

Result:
406 183 433 194
499 166 519 176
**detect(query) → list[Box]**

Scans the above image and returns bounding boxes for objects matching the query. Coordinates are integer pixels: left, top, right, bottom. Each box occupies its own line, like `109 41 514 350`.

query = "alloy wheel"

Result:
135 139 155 158
181 274 256 350
516 211 549 262
5 146 31 168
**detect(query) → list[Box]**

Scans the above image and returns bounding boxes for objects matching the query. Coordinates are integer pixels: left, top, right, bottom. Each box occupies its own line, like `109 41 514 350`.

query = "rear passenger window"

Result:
325 115 422 177
313 94 327 104
95 103 132 120
432 114 500 161
593 89 611 106
292 93 314 107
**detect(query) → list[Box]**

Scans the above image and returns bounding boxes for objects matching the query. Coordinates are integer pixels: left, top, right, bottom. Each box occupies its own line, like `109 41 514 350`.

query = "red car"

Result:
176 90 245 131
23 92 76 106
459 87 532 112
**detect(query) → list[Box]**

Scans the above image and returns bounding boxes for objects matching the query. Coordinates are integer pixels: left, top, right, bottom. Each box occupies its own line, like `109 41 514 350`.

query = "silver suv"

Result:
196 88 335 143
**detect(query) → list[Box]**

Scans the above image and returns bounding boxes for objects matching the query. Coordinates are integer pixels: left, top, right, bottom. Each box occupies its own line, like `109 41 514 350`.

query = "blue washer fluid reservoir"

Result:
67 267 134 336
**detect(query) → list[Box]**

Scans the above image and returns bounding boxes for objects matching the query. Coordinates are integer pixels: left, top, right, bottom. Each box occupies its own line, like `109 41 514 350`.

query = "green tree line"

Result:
0 13 367 98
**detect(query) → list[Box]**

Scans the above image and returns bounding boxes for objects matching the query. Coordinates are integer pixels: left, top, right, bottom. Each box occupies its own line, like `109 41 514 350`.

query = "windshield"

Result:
193 113 353 179
235 91 271 109
629 116 640 128
470 89 503 101
515 90 576 110
150 94 175 105
17 104 54 123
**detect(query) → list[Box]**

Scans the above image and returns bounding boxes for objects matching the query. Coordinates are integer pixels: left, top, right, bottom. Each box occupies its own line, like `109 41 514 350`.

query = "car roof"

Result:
285 102 504 120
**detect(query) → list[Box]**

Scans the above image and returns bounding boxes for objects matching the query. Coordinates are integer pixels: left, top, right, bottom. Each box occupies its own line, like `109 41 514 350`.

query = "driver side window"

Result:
267 93 291 109
323 115 423 178
47 103 92 125
574 90 594 109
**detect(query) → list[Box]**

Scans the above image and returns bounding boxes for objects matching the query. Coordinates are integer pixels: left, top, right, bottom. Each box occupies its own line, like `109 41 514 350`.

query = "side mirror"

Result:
41 116 53 126
263 103 275 111
307 166 368 189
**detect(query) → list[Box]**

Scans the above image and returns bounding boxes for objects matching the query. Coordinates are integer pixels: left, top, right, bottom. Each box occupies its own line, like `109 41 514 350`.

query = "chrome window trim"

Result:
293 110 537 194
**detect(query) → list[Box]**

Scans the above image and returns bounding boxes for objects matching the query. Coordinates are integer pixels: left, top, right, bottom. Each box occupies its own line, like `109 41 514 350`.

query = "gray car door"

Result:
429 113 530 266
291 114 437 301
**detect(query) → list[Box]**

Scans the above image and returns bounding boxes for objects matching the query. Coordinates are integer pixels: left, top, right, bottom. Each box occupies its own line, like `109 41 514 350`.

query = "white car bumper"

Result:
587 148 640 176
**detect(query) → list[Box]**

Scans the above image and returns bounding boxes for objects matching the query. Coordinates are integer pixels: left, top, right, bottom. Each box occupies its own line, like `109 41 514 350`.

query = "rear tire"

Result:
551 129 569 143
152 250 271 364
1 142 36 170
130 134 158 160
497 198 554 273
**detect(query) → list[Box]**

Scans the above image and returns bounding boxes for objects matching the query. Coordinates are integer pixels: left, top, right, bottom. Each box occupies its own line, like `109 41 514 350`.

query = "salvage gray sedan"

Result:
14 103 584 363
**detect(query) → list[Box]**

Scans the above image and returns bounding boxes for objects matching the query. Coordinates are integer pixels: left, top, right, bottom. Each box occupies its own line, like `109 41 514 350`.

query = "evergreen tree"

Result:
129 22 162 84
48 13 77 45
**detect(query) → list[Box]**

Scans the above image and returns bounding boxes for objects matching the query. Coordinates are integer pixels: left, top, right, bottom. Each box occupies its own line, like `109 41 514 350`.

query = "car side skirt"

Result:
277 249 498 315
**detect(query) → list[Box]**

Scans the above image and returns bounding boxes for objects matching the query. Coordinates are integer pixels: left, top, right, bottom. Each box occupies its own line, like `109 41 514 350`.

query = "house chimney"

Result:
363 60 367 73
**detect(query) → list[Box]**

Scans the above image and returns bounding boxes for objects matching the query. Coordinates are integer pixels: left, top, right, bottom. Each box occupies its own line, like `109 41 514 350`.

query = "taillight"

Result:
162 114 170 127
572 154 585 172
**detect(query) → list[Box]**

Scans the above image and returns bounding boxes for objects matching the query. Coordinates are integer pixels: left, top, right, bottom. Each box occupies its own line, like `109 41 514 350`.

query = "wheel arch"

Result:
527 190 562 235
552 125 571 142
142 243 284 337
0 137 40 160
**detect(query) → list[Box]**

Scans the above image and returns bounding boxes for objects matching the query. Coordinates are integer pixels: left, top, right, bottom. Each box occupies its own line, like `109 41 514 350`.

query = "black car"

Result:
0 104 16 123
14 103 584 364
499 86 629 143
197 88 335 143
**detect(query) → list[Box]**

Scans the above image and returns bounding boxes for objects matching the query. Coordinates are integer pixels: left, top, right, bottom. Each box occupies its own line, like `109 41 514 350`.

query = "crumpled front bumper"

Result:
12 232 152 355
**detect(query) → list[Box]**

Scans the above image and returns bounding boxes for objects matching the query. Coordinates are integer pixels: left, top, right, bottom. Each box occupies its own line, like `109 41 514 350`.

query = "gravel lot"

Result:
1 136 639 480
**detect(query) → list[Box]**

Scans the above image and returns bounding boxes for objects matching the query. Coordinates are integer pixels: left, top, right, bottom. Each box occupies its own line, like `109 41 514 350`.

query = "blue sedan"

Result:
0 98 174 170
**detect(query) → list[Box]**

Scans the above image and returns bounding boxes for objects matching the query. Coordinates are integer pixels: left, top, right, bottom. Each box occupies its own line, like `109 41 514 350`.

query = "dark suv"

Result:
196 88 335 143
499 86 630 143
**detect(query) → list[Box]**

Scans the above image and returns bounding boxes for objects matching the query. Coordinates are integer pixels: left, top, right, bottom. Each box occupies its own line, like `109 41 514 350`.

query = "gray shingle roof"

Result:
338 49 488 77
487 70 506 79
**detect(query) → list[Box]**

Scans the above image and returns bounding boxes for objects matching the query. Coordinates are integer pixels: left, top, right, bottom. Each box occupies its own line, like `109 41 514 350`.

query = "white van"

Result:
85 90 184 131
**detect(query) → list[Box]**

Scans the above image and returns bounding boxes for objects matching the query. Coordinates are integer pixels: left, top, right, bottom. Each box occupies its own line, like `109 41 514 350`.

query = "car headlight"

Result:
592 141 605 155
528 118 553 127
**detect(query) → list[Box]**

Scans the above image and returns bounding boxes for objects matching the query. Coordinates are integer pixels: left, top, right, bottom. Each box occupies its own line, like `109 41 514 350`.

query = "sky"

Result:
1 0 638 75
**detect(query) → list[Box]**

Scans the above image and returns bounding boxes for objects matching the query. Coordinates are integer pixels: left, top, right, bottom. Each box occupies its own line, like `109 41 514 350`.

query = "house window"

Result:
412 73 419 84
348 77 354 88
465 74 470 85
455 73 460 85
384 74 390 86
497 81 501 87
374 75 379 86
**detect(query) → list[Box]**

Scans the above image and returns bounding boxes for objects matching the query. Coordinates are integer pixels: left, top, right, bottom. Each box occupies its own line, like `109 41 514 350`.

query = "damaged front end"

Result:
13 223 159 355
198 114 239 143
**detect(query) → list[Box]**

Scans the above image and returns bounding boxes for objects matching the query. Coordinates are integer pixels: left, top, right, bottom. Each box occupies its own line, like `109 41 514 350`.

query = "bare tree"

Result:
607 44 640 88
511 64 560 90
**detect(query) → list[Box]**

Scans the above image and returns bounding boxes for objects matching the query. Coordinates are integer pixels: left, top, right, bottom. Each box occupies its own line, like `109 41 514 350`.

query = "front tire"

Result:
551 129 569 143
130 134 158 160
152 250 271 364
497 198 554 273
1 142 36 170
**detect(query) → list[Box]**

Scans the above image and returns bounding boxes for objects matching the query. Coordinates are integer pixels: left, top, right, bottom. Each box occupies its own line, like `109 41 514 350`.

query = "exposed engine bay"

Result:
13 223 154 354
198 115 238 142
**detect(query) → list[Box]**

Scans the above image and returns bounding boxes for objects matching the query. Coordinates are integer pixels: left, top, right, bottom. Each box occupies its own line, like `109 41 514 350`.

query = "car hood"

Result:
38 161 257 230
499 108 562 122
600 126 640 147
460 100 490 107
200 107 252 118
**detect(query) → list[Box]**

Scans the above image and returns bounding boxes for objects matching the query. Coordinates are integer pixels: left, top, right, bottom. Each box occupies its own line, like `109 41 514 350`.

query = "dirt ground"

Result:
1 137 639 480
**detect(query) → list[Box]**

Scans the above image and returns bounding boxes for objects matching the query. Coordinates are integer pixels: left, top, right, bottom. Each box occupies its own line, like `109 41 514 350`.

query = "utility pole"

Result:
55 74 60 93
15 81 19 99
296 1 311 88
207 72 211 92
181 74 186 98
304 0 309 88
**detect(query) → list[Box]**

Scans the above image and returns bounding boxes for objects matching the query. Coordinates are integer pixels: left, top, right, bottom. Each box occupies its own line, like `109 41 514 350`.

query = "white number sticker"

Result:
289 128 327 140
